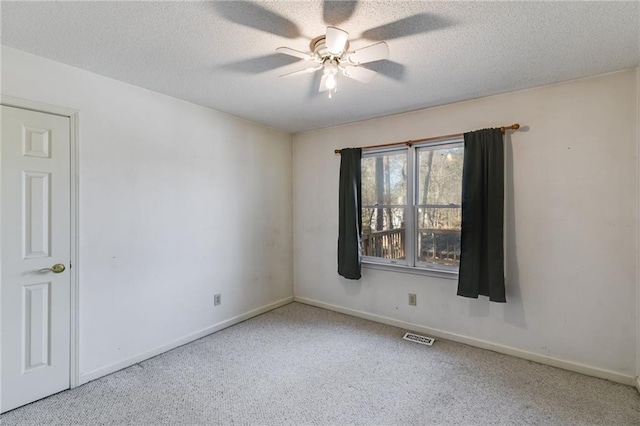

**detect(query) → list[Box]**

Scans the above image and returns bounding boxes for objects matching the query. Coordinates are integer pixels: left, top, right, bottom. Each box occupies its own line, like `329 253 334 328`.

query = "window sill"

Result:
362 261 458 280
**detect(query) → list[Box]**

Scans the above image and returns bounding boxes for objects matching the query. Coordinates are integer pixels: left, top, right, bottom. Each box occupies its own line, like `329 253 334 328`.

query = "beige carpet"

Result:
2 302 639 425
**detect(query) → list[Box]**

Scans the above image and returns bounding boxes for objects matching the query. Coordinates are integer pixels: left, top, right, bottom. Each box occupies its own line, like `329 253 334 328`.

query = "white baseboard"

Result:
294 296 636 387
79 296 294 385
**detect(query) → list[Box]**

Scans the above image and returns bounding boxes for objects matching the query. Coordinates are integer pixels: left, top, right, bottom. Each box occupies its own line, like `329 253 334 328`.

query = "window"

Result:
361 138 464 274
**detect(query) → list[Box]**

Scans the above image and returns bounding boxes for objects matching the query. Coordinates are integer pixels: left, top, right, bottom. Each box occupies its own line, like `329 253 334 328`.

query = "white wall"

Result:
294 70 639 379
1 47 294 380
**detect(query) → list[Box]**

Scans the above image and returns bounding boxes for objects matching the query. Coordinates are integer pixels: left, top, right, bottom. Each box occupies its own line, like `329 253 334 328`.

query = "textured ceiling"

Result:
2 1 639 133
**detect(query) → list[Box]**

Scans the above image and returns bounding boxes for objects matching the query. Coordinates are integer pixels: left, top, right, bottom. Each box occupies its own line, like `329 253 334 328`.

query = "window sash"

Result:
361 148 409 265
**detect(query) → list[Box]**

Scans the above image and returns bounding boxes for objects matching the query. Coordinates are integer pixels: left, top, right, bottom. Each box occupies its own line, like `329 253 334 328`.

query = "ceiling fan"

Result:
276 26 389 98
215 1 451 99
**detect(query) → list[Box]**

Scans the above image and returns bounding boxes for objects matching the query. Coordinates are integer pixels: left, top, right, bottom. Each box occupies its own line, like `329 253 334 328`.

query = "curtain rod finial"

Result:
500 123 520 134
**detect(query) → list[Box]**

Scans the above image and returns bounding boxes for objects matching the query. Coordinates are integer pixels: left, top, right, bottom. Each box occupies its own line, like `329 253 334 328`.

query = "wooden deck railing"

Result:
417 229 461 265
362 228 461 265
362 228 406 259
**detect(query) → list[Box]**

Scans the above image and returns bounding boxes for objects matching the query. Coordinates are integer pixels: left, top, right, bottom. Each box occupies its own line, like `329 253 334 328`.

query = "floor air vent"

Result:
403 332 435 346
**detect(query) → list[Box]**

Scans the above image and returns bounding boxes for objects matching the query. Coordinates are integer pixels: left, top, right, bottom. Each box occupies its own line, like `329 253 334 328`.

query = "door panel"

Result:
1 105 71 413
23 171 51 258
23 282 52 371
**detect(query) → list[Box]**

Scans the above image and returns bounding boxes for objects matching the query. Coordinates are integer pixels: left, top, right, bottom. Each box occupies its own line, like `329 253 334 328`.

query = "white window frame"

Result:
361 136 464 279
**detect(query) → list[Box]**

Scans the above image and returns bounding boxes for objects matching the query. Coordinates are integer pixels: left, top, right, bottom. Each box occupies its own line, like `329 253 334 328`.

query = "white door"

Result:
1 105 71 413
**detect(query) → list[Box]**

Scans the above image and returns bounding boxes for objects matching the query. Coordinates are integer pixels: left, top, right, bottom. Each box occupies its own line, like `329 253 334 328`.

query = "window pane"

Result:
362 151 407 206
417 207 461 266
362 207 405 260
417 146 463 205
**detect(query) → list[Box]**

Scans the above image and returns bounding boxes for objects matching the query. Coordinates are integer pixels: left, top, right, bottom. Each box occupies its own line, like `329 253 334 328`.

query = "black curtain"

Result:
457 129 506 302
337 148 362 280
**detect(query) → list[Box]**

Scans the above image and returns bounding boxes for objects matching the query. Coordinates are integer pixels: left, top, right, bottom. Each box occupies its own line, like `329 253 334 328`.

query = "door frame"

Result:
1 95 80 389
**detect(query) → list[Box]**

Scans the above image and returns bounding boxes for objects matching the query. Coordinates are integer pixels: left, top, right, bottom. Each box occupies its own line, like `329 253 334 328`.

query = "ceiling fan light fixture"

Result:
325 74 337 90
323 59 338 75
321 59 339 95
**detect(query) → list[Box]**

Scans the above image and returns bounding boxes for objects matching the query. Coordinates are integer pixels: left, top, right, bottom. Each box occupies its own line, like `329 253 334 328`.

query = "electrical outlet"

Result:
214 293 221 306
408 293 417 306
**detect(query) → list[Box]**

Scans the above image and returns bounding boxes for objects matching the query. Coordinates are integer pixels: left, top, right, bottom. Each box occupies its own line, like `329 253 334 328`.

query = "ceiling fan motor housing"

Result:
310 36 349 61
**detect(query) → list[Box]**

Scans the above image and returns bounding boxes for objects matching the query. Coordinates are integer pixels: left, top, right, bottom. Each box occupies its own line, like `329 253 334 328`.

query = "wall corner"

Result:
636 66 640 383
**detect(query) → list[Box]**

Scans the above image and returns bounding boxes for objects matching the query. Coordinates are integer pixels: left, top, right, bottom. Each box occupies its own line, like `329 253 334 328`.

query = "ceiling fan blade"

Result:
220 54 301 74
280 65 322 78
276 47 313 61
323 1 358 25
326 26 349 55
214 1 301 39
360 13 452 41
342 66 377 83
347 42 389 65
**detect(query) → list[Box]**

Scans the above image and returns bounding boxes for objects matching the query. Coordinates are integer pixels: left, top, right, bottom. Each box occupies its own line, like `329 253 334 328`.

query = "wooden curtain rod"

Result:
334 123 520 154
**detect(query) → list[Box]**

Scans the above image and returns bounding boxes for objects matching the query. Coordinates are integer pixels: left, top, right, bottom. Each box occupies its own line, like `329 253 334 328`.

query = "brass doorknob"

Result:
39 263 66 273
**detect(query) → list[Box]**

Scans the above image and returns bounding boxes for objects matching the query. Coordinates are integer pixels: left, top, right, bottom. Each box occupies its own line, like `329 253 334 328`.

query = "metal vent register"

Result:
403 332 435 346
